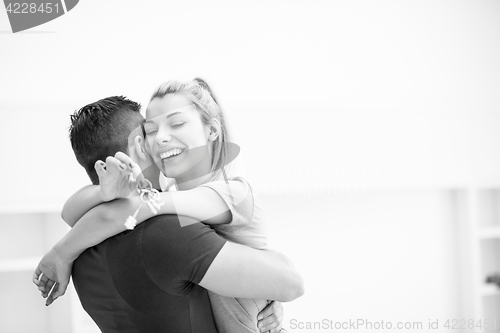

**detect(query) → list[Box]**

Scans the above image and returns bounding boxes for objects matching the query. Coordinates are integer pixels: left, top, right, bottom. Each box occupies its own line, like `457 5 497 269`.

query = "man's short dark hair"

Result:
69 96 144 185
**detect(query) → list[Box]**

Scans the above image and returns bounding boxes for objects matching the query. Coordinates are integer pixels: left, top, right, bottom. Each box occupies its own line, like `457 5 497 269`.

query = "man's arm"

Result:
62 202 305 303
200 243 304 302
140 214 304 303
65 203 304 302
35 198 303 305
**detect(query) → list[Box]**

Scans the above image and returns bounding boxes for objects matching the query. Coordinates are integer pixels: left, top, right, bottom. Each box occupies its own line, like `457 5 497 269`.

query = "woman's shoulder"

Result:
200 176 250 192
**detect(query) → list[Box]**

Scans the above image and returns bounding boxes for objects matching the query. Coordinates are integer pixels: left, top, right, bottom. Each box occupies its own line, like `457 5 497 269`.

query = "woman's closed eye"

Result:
171 122 185 128
145 127 158 135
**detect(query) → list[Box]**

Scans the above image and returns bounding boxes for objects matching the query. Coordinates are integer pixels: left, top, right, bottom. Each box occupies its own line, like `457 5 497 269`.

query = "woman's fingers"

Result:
114 151 144 184
33 269 50 292
41 279 56 298
36 276 47 291
130 162 144 184
94 160 106 176
95 158 128 175
45 279 69 306
32 267 43 285
257 301 283 332
114 151 134 166
95 153 145 190
98 154 136 178
114 152 143 178
106 156 127 173
45 282 59 306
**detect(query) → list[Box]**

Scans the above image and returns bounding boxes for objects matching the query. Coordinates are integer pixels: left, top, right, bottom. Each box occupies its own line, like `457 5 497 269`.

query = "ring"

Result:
139 188 160 203
137 179 153 191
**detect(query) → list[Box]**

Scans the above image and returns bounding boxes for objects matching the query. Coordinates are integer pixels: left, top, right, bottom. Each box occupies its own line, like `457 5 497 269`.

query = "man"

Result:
34 96 303 332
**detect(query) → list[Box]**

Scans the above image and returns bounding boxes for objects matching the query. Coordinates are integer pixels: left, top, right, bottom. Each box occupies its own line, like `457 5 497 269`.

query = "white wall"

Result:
1 1 500 332
262 190 462 330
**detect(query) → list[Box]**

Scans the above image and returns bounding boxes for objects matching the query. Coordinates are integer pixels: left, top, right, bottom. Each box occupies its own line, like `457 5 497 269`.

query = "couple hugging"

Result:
33 78 304 333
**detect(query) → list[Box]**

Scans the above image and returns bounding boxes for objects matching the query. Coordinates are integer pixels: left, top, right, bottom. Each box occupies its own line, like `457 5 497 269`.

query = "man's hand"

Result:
95 151 143 202
32 247 73 306
257 301 284 333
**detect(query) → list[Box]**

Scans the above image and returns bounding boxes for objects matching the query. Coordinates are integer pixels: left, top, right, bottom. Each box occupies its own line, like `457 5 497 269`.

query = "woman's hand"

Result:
257 300 284 333
32 247 74 306
95 151 144 202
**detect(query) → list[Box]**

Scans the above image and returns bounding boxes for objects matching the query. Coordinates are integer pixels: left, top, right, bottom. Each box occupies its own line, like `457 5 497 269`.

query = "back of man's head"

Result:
69 96 144 185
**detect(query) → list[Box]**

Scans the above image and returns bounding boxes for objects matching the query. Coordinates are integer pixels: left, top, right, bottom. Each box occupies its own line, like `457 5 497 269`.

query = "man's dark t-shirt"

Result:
72 214 226 333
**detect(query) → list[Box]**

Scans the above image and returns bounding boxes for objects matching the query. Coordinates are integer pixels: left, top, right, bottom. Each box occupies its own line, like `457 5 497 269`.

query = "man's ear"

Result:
133 135 147 160
207 118 221 142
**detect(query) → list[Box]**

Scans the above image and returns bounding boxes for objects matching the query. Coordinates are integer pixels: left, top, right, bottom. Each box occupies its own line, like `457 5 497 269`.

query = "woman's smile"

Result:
159 148 184 160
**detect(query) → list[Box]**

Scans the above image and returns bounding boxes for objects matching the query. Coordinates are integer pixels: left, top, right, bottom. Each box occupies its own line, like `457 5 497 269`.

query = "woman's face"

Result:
144 94 212 183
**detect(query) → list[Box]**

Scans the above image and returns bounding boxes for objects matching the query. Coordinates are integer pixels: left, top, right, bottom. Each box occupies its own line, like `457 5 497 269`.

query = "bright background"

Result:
1 1 500 332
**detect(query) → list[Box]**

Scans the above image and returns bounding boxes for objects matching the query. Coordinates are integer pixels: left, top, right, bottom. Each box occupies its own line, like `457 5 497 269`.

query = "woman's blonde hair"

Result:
150 78 235 181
